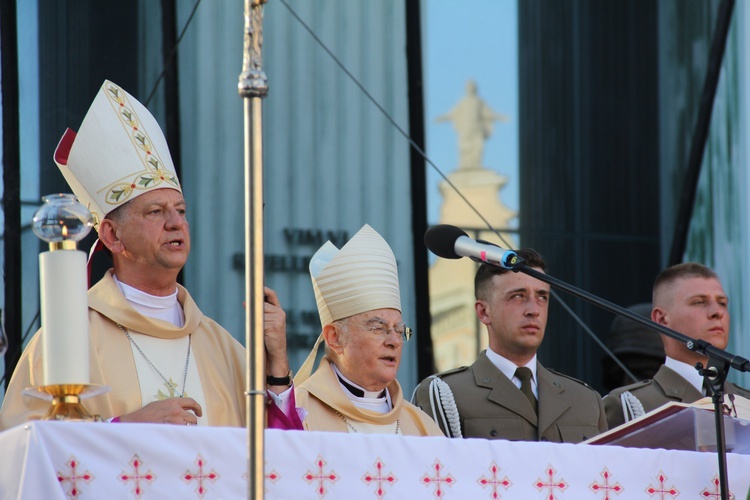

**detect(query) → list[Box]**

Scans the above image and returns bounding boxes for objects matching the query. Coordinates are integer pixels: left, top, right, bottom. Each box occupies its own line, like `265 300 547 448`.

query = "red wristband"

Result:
111 416 121 423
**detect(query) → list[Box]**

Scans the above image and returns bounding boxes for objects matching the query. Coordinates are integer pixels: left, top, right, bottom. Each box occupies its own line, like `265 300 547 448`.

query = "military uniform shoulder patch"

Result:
546 368 598 391
613 378 653 394
434 365 470 378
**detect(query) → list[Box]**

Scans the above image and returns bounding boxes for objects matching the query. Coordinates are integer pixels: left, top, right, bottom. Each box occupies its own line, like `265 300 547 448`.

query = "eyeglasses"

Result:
348 319 412 342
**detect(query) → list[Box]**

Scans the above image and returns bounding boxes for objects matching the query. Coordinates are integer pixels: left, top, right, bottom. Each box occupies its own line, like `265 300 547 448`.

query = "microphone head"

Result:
424 224 468 259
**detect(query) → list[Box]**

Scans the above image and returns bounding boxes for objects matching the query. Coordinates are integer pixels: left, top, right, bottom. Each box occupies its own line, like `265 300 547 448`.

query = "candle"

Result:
40 249 90 386
32 193 94 388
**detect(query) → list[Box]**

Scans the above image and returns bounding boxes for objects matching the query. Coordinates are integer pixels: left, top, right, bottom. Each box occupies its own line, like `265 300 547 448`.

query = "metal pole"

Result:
238 1 268 498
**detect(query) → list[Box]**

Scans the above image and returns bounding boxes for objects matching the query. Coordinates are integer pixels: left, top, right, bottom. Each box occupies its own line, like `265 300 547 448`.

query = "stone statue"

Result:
436 80 508 170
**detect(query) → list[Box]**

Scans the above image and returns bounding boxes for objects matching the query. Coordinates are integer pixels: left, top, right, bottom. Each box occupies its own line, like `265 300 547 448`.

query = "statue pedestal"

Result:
430 167 517 371
439 169 516 228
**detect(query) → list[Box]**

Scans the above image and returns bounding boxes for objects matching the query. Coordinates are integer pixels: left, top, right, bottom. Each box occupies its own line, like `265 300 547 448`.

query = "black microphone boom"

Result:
424 224 466 259
424 224 520 269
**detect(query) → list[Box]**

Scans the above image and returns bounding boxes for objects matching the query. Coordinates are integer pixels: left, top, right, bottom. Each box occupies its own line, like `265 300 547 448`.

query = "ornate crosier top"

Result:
238 0 268 98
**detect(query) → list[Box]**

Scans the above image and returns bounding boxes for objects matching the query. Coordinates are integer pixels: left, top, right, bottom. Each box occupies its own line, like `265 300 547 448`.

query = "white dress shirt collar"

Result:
486 348 538 398
664 356 704 394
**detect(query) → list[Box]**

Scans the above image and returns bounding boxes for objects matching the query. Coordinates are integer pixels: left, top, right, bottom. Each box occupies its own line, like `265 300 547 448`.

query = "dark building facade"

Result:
519 1 659 389
517 1 719 392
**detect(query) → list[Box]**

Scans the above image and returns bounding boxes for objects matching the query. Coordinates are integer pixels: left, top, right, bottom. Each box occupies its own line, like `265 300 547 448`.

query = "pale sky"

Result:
425 0 519 231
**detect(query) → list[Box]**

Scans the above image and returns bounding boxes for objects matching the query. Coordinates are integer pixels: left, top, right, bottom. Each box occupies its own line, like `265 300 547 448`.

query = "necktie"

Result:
515 367 537 414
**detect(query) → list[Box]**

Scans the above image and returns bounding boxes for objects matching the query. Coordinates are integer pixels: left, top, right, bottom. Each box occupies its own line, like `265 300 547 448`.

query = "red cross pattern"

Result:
182 454 220 498
266 468 280 484
700 475 733 499
119 454 155 498
244 463 281 494
420 459 456 498
645 471 679 499
57 455 94 498
589 467 623 499
534 464 568 500
362 458 397 499
265 461 281 494
303 455 339 498
477 461 511 499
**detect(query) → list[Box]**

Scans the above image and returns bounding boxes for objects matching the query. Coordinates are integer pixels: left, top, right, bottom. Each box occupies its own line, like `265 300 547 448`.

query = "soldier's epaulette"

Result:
625 379 652 390
546 368 599 391
431 365 470 379
606 378 653 395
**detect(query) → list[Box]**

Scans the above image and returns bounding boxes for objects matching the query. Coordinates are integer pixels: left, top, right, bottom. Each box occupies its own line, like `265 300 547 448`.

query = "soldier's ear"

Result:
651 307 667 326
475 300 492 326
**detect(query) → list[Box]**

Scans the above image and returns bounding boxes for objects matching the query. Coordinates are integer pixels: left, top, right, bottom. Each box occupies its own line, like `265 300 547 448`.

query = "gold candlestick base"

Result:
23 383 110 422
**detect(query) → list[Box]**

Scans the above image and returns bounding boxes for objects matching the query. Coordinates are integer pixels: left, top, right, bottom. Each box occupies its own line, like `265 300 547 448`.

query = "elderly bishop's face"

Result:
333 308 405 392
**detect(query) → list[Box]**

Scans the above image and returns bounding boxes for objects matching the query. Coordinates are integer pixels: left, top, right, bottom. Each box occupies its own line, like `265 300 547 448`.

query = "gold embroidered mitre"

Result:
53 80 181 231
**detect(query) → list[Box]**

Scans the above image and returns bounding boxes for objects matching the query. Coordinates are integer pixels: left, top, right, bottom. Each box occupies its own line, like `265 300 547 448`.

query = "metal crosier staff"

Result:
238 0 268 498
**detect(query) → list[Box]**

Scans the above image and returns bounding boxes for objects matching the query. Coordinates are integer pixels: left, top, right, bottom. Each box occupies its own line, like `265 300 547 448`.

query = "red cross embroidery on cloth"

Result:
534 464 568 500
478 461 512 499
266 468 280 484
119 454 155 498
57 455 94 499
265 461 281 495
246 463 282 494
420 459 456 499
645 471 679 499
589 467 623 499
304 455 339 498
182 454 220 498
700 475 732 499
362 458 397 499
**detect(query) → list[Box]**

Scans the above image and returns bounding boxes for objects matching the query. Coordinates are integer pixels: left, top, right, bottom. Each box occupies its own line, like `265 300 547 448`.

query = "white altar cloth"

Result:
1 420 749 499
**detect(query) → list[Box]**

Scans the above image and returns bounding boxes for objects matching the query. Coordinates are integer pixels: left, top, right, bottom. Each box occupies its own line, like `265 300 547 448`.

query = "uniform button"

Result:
490 430 498 437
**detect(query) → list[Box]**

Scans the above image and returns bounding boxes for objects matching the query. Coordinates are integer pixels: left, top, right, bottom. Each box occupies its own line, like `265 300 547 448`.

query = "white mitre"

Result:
312 224 401 326
53 80 181 231
295 224 401 384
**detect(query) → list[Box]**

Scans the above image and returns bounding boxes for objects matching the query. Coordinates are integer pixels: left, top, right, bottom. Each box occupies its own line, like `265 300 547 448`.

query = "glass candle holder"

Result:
32 193 93 250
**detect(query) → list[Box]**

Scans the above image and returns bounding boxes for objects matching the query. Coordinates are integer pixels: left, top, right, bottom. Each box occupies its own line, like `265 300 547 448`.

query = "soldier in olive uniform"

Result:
413 249 607 443
604 263 750 429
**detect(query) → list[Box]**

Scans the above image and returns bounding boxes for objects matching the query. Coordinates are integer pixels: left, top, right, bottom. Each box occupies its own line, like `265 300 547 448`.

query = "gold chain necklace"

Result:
332 408 401 435
117 324 191 398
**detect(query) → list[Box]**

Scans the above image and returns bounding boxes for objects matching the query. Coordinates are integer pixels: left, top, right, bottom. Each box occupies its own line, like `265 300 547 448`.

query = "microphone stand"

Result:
505 260 749 500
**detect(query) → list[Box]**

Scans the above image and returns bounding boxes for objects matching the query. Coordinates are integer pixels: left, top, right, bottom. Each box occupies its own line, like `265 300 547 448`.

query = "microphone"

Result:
424 224 521 269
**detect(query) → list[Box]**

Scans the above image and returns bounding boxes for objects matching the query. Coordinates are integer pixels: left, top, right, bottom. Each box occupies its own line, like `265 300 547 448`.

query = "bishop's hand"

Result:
117 397 203 425
264 286 291 395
